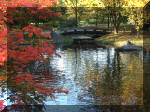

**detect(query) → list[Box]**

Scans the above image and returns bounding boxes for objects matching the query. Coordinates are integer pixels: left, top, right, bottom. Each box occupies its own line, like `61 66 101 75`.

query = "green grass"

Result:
61 35 73 43
95 32 143 47
50 35 73 44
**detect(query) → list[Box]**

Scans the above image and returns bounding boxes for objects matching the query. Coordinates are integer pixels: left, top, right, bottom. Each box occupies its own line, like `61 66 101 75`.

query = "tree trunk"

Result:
75 0 78 27
108 15 110 29
114 25 119 34
111 6 121 34
96 11 98 28
137 29 140 38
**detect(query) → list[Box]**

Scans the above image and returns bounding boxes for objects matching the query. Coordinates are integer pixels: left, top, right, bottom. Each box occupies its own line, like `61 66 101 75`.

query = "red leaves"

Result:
28 32 33 38
0 0 58 7
40 32 51 38
22 24 52 38
22 24 43 38
0 75 7 82
0 0 66 109
15 74 34 84
0 100 6 112
0 39 7 66
0 20 4 24
41 25 53 31
0 24 7 66
56 88 69 94
16 39 26 43
8 41 55 72
8 29 24 41
13 73 68 102
0 28 7 40
0 49 7 66
35 85 69 99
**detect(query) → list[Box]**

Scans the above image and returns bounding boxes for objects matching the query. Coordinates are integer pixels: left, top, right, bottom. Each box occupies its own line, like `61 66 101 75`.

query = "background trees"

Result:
59 0 149 35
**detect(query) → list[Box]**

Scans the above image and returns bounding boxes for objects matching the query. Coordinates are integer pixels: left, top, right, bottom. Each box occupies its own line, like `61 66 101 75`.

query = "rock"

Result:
115 41 142 52
51 31 64 43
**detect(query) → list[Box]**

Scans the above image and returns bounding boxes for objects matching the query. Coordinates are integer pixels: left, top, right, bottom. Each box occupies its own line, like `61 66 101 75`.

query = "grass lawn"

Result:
61 35 73 43
95 32 144 47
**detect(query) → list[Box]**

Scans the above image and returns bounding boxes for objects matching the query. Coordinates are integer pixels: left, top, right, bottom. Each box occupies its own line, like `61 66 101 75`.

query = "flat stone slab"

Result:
70 35 92 39
115 41 142 52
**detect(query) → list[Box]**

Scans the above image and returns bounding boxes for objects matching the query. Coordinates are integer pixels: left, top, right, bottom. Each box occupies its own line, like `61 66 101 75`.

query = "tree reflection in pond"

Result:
49 45 143 105
0 42 143 111
78 50 143 105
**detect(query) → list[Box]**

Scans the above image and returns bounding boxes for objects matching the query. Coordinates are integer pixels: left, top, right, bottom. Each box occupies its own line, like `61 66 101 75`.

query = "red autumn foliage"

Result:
0 1 67 111
9 74 68 104
22 24 43 37
0 46 7 66
41 25 53 31
0 100 6 112
0 27 7 66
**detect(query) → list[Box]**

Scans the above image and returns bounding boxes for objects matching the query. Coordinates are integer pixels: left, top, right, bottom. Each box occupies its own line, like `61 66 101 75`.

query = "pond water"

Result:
47 43 143 105
1 40 146 111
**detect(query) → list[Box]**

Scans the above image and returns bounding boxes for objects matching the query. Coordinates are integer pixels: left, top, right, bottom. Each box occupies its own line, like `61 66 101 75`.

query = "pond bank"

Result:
94 32 143 47
51 32 73 44
16 31 73 46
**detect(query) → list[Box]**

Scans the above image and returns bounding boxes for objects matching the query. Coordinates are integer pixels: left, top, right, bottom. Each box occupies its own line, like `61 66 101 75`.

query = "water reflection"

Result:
48 43 143 105
1 43 144 111
143 45 150 112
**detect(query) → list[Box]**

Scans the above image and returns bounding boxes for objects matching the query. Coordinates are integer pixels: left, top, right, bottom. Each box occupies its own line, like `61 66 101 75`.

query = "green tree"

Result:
126 0 149 37
98 0 127 34
60 0 103 27
127 7 143 38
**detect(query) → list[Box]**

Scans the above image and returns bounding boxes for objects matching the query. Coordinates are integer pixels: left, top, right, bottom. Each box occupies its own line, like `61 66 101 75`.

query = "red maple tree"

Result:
0 0 67 111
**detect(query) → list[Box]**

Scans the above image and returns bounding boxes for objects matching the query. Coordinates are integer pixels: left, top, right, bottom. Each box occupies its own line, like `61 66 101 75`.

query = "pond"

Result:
1 39 146 111
48 43 143 105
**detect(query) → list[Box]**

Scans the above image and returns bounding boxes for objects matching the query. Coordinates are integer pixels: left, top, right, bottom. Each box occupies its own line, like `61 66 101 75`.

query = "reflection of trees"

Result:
77 48 143 105
120 52 143 105
143 48 150 112
93 50 123 105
